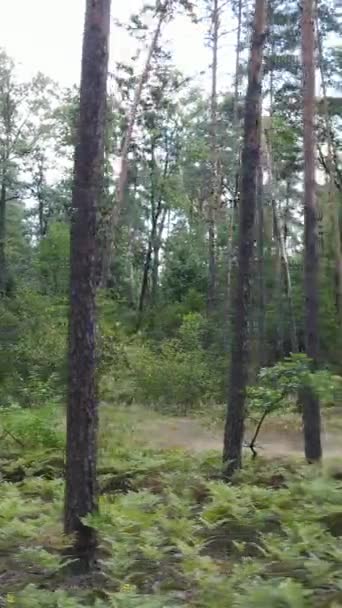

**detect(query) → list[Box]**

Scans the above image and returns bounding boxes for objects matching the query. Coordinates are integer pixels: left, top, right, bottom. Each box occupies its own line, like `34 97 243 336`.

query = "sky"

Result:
0 0 236 89
1 1 340 103
0 0 236 191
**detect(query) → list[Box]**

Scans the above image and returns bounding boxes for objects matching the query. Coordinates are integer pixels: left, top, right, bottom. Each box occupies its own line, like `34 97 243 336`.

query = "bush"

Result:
0 290 67 406
127 313 220 410
0 404 64 449
0 291 138 408
100 313 221 410
35 222 70 296
245 354 342 455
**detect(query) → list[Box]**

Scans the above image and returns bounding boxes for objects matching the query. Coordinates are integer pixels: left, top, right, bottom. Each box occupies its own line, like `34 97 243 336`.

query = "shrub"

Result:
0 404 64 449
0 290 67 406
246 354 342 455
35 222 70 296
127 314 220 410
0 290 124 407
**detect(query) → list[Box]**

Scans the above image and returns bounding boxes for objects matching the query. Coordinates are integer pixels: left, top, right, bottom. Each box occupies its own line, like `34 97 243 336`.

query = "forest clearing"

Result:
0 0 342 605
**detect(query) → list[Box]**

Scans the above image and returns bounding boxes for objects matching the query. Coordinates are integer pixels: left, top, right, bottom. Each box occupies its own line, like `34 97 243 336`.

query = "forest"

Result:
0 0 342 605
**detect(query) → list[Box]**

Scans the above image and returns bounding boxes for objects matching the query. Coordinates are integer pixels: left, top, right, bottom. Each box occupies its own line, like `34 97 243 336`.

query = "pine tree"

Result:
64 0 111 570
223 0 267 478
300 0 322 462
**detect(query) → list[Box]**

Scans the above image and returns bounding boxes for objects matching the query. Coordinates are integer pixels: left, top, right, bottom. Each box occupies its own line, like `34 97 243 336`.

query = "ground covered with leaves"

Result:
1 405 342 607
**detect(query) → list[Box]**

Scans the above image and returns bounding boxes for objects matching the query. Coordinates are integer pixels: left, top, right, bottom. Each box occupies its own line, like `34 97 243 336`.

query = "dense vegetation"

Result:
0 0 341 604
1 405 342 607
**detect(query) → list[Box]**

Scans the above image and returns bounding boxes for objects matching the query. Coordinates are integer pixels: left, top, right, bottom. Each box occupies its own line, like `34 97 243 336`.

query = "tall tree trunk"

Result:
0 180 6 296
231 0 243 209
275 243 285 359
64 0 111 571
256 163 266 366
100 0 166 286
223 0 242 351
207 0 219 317
301 0 322 462
316 14 342 323
223 0 267 478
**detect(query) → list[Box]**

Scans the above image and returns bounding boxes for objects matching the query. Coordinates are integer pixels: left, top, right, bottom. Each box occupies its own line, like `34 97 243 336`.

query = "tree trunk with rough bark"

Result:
64 0 111 572
223 0 267 478
256 163 266 367
223 0 242 352
301 0 322 462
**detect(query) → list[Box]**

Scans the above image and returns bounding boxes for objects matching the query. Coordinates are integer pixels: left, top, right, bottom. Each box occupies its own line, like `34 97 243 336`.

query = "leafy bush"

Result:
0 290 129 407
246 354 342 454
127 313 219 410
0 290 67 406
0 404 64 449
35 222 70 296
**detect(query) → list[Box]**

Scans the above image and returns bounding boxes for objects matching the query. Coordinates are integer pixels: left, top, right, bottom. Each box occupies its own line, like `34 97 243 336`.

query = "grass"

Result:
1 403 342 607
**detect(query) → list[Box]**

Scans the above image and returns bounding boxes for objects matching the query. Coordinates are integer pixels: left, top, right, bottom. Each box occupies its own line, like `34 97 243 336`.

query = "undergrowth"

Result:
1 405 342 607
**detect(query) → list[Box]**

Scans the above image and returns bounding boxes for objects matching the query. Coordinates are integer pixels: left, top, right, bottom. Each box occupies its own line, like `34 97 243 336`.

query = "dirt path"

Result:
140 416 342 459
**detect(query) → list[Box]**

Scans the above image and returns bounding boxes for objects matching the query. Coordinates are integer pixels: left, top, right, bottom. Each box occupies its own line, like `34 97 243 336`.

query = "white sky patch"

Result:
0 0 236 89
0 0 334 196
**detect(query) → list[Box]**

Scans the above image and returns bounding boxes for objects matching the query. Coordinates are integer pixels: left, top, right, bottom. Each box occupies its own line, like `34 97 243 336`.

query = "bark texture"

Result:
256 163 265 367
301 0 322 462
64 0 111 571
223 0 242 351
223 0 267 478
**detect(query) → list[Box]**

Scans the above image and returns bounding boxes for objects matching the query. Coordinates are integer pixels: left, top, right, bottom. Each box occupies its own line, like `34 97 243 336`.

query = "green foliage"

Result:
3 586 90 608
35 222 70 295
248 354 342 415
247 354 311 413
119 313 219 409
1 405 342 607
0 17 342 608
245 355 342 450
161 228 208 306
0 404 64 449
0 290 67 405
0 291 129 407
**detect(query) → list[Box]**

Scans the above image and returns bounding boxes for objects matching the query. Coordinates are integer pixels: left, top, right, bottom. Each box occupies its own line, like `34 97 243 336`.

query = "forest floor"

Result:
114 405 342 460
100 406 342 458
2 404 342 607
